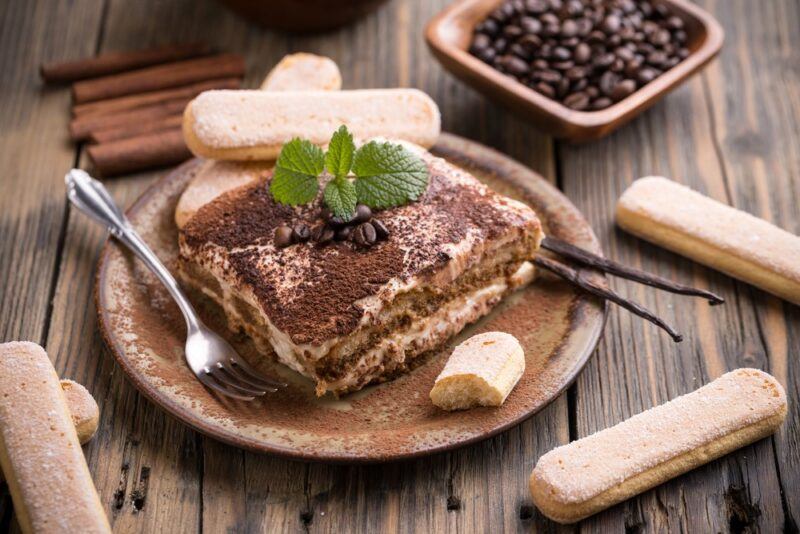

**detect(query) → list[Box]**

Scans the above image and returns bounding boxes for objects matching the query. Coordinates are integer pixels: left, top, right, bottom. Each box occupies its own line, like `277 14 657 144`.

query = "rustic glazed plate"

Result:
95 133 606 462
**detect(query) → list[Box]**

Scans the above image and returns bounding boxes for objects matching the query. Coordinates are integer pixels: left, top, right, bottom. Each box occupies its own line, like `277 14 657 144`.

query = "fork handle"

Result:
65 169 200 331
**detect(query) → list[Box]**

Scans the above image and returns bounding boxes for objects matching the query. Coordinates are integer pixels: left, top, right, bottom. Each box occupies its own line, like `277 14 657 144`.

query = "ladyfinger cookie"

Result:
616 176 800 305
260 52 342 91
430 332 525 411
175 160 272 228
183 88 441 160
176 54 342 228
530 368 787 524
60 379 100 444
0 342 110 534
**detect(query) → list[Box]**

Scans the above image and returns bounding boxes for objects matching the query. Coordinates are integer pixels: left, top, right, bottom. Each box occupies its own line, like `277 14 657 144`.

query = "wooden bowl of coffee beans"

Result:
425 0 723 141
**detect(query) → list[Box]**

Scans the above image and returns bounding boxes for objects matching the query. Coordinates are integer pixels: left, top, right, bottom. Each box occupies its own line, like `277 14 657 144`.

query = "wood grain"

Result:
0 0 797 532
558 0 796 531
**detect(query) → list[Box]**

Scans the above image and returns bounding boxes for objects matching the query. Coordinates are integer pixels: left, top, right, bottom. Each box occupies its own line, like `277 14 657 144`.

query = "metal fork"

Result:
65 169 285 401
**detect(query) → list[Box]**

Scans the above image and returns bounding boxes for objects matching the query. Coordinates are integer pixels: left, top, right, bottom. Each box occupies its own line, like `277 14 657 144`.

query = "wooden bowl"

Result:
425 0 724 141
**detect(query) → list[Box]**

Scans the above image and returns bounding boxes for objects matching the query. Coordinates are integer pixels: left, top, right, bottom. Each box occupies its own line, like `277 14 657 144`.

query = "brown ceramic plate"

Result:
425 0 724 141
95 133 606 463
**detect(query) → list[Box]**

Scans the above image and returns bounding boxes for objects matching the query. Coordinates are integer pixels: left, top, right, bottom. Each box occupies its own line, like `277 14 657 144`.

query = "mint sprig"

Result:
353 141 429 209
270 138 325 205
325 125 355 179
269 125 429 219
324 177 358 218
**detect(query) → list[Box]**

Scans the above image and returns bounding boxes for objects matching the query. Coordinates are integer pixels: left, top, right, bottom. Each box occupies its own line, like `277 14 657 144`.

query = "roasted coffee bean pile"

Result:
469 0 690 110
274 204 390 249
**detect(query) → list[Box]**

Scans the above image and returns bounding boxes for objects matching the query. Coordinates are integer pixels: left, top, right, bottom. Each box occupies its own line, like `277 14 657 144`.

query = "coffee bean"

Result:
542 24 560 37
525 0 547 15
353 222 377 247
520 16 542 34
503 24 524 38
561 19 578 38
601 15 621 34
335 225 353 241
573 43 591 64
557 77 570 97
552 46 571 61
501 55 530 75
313 225 335 245
565 66 586 81
610 79 637 101
591 97 613 110
552 60 575 71
599 70 620 95
649 29 671 46
593 53 615 68
535 82 556 98
292 223 311 243
647 50 668 67
564 91 589 110
476 18 499 36
571 77 588 92
274 225 294 248
371 219 390 241
354 204 372 223
470 33 491 54
586 85 599 98
537 69 562 83
615 46 634 62
666 15 684 30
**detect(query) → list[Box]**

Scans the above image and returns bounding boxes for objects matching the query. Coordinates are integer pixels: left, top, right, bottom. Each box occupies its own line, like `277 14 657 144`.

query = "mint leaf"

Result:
270 138 325 205
325 125 355 178
323 177 357 219
352 141 429 209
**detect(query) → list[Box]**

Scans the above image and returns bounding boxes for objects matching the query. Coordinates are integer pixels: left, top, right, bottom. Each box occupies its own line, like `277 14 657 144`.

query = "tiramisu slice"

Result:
178 150 542 395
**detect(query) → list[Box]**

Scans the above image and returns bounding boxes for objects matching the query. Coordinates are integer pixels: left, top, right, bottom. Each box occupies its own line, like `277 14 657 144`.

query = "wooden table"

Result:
1 0 798 532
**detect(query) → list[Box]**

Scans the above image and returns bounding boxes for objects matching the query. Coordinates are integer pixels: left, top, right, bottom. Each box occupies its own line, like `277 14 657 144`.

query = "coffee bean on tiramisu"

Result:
274 225 294 248
312 224 335 245
371 219 390 241
292 223 311 243
353 222 377 247
335 225 353 241
353 204 372 223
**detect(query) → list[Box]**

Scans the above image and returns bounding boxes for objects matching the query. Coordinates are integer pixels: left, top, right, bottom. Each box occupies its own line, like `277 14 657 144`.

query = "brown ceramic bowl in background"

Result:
217 0 389 32
425 0 724 141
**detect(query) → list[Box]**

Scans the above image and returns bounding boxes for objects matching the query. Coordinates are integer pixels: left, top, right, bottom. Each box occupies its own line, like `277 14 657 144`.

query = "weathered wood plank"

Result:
0 0 106 530
700 1 800 529
557 0 794 528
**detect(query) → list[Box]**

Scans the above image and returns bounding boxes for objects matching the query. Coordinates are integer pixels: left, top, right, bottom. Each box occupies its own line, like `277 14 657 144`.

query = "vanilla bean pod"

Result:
533 255 683 342
541 236 724 305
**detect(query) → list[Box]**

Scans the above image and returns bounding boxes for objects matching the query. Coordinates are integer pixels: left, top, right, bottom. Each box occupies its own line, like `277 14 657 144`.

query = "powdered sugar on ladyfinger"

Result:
183 89 441 160
530 368 787 523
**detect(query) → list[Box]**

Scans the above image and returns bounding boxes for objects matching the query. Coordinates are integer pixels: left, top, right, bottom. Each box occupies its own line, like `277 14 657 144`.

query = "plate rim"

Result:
94 132 607 463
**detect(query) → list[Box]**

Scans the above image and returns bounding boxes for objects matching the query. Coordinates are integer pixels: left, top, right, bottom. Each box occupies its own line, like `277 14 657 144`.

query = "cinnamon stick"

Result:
71 77 241 118
72 53 245 104
69 98 189 141
86 128 191 177
533 255 684 342
41 43 211 83
89 114 183 144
